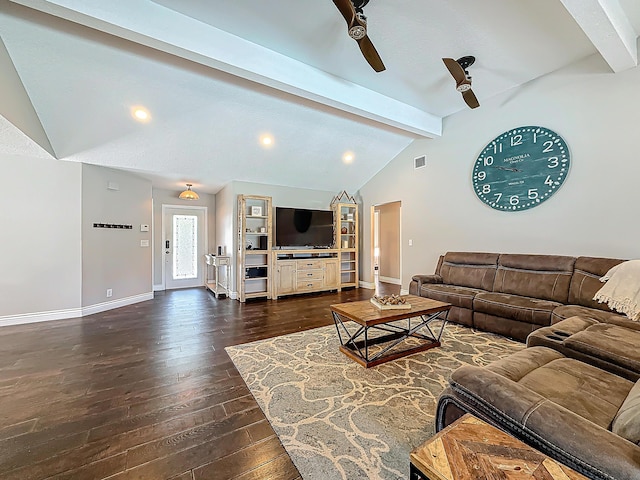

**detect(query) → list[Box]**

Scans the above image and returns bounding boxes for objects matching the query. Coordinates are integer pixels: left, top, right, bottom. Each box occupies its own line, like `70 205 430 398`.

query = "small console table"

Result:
205 254 231 298
410 414 587 480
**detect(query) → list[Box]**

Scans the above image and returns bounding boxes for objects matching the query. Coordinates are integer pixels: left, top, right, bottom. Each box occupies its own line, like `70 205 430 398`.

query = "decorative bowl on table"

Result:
370 294 411 310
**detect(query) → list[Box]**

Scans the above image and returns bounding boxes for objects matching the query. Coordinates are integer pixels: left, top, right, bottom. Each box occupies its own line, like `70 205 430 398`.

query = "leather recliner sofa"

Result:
409 252 626 341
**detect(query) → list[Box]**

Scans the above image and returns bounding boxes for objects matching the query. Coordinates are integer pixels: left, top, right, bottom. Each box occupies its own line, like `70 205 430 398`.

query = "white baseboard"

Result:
82 292 154 316
153 284 164 292
359 281 375 289
379 276 402 285
400 288 409 295
0 307 83 327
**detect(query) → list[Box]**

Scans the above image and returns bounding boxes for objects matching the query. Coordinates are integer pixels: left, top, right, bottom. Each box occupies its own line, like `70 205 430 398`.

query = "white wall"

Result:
359 54 640 289
82 165 153 308
151 188 216 288
215 181 337 296
0 148 82 322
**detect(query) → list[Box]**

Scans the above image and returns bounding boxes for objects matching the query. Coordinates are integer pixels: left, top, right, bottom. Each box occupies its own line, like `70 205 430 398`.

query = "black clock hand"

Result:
488 165 521 172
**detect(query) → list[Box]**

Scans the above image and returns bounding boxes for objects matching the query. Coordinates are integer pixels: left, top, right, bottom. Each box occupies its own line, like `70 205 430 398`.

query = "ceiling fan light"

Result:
348 25 366 40
179 184 200 200
456 83 472 93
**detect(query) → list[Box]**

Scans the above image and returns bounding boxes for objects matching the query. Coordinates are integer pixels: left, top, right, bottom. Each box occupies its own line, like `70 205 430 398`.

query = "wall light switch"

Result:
140 240 149 247
408 239 413 246
140 224 149 232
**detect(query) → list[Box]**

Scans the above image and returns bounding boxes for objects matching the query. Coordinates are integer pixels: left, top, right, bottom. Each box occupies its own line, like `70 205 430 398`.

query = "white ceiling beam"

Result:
8 0 442 138
559 0 637 72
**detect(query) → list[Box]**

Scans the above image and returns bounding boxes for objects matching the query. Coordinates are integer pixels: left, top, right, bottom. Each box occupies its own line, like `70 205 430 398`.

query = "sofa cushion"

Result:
439 252 499 291
564 323 640 374
485 347 631 430
612 380 640 444
552 305 629 325
569 256 624 311
493 254 575 303
474 292 560 326
420 284 482 310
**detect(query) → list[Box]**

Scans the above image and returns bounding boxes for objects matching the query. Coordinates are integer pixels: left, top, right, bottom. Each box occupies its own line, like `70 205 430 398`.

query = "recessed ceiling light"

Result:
260 134 274 147
131 106 151 123
343 152 355 164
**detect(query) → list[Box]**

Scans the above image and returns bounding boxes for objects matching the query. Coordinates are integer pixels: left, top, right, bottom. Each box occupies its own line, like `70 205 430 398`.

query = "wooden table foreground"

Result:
410 414 588 480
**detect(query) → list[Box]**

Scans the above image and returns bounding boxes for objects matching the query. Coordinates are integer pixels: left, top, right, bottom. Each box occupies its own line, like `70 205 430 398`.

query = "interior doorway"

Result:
372 201 401 288
162 205 207 290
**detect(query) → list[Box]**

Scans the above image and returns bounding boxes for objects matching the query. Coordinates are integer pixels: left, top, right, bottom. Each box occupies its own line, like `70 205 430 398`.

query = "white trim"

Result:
228 290 238 300
82 292 154 316
359 281 375 289
0 307 83 327
400 288 409 295
379 276 402 285
161 204 208 290
153 283 165 292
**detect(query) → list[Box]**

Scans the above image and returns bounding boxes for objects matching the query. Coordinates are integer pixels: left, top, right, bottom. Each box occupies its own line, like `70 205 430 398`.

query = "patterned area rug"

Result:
226 322 524 480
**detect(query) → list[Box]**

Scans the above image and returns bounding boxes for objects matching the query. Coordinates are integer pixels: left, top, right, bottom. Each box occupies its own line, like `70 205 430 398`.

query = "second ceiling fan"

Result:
442 56 480 109
332 0 385 72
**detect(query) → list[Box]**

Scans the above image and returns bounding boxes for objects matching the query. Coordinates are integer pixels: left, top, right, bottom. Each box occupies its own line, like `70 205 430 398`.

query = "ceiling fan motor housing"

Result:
349 19 367 40
456 82 472 92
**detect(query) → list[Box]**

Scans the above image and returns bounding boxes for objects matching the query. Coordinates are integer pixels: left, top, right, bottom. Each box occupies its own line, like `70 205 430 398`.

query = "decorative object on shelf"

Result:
370 294 411 310
245 239 253 250
250 206 262 216
330 190 356 205
259 227 267 233
472 126 570 211
341 226 348 234
179 184 199 200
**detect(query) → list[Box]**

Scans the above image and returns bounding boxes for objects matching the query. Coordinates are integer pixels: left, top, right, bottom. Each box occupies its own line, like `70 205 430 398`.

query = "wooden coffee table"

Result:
330 295 451 368
410 414 588 480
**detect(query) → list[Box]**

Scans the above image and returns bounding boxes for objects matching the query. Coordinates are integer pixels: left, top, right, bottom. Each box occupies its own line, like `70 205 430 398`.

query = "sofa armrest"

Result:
411 274 443 293
449 366 640 480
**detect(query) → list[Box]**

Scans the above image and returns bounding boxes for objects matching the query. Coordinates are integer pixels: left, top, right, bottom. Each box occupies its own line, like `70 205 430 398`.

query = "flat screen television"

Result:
275 207 334 248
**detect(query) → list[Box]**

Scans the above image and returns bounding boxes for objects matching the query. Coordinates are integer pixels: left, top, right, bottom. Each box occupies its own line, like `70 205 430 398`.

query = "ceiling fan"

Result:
442 56 479 109
332 0 385 72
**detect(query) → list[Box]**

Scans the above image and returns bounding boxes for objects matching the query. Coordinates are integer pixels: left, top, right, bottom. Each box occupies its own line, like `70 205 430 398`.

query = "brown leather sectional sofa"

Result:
409 252 625 341
437 345 640 480
415 252 640 479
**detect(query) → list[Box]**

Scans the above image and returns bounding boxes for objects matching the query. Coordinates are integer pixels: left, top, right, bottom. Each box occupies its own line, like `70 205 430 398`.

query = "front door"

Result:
163 206 206 289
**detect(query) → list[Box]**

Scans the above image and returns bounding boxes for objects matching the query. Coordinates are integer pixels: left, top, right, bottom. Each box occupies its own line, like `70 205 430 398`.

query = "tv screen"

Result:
275 207 334 248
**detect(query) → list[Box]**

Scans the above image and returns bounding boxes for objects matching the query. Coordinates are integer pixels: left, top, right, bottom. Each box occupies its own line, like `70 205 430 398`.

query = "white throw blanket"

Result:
594 260 640 321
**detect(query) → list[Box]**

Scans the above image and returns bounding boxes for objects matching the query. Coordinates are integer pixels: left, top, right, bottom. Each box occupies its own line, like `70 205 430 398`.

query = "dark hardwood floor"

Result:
0 283 399 480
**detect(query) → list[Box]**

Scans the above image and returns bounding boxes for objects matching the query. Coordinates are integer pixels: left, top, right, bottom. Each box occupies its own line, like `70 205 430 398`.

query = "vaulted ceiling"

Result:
1 0 638 194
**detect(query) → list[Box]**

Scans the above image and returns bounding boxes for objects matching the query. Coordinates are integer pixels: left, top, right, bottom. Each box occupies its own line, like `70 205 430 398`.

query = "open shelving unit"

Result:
237 195 272 302
332 202 359 289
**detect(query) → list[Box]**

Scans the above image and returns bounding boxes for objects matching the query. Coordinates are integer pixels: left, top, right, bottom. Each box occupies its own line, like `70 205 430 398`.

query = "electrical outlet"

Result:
106 288 113 298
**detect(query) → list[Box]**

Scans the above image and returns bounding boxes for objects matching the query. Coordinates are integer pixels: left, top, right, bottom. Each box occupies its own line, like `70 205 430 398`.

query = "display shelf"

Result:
332 202 359 290
237 195 272 302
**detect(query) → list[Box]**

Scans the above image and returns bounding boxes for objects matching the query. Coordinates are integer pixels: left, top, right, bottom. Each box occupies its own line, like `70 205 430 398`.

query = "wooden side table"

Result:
410 414 588 480
205 254 231 298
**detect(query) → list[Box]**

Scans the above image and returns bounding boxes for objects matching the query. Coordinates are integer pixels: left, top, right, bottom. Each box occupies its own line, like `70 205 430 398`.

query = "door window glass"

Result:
173 215 198 280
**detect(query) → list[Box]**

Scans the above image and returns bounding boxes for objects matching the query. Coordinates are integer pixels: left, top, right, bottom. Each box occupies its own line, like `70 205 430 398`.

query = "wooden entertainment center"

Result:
237 194 359 302
272 250 340 299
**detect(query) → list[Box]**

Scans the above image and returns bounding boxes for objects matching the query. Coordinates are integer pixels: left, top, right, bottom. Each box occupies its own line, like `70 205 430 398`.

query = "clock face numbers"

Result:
472 126 570 211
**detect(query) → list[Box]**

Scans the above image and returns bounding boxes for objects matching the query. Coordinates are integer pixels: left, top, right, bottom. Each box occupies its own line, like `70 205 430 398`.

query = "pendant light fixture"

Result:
179 184 199 200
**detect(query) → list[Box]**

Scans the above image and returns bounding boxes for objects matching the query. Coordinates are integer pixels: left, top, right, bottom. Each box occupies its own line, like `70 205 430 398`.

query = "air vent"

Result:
414 155 426 169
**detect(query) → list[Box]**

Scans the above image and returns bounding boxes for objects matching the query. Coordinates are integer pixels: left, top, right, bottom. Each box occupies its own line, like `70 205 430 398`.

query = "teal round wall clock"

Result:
472 126 570 211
